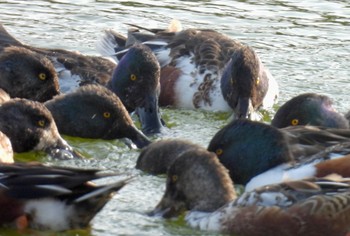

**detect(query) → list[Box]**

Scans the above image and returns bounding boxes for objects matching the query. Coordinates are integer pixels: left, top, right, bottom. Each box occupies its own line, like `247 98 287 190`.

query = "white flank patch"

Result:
262 67 279 109
173 55 231 112
245 162 317 192
282 163 317 181
25 198 74 231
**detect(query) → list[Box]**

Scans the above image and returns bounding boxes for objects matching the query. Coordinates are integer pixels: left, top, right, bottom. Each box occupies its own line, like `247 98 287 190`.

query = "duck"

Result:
107 43 165 135
0 46 60 102
0 162 130 231
45 84 151 148
207 119 350 191
0 98 82 159
272 93 349 129
136 139 202 174
149 148 350 236
0 23 115 93
97 20 279 119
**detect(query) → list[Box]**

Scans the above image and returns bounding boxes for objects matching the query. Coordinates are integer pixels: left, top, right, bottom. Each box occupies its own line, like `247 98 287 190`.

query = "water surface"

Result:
0 0 349 235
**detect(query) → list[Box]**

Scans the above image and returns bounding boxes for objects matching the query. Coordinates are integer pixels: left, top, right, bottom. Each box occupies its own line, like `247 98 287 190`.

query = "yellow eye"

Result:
38 73 46 81
215 148 223 156
171 175 178 183
37 120 45 127
130 74 137 81
103 112 111 118
256 77 260 85
291 119 299 126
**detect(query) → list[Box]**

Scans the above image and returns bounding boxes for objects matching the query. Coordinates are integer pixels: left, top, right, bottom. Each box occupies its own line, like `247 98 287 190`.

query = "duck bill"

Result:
44 138 84 160
127 126 152 149
148 195 186 219
235 97 253 119
135 93 165 135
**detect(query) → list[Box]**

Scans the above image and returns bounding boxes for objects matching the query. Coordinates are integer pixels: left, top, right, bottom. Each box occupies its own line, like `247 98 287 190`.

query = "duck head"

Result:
0 98 82 159
207 119 293 185
0 46 59 102
45 84 151 149
272 93 349 129
221 45 269 119
108 44 164 135
149 148 235 218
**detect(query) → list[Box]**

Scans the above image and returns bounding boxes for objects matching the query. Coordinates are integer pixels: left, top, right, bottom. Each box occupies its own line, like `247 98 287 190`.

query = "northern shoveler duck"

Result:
0 46 59 102
272 93 348 129
207 119 350 191
98 20 279 119
45 84 151 148
136 139 201 174
149 148 350 236
0 98 82 159
0 23 115 93
0 163 130 231
107 44 165 135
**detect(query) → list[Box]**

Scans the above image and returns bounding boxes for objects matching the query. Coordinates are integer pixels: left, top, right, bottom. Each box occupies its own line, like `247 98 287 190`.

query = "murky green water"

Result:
0 0 349 235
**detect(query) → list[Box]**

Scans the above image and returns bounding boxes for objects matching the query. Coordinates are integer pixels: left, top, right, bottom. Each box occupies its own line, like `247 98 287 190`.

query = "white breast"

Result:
173 55 232 112
25 198 74 231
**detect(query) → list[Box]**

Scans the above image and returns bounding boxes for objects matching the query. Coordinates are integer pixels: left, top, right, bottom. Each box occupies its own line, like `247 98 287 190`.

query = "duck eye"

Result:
37 119 46 127
38 73 46 81
215 148 223 156
171 175 178 183
291 119 299 126
130 74 137 81
103 112 111 118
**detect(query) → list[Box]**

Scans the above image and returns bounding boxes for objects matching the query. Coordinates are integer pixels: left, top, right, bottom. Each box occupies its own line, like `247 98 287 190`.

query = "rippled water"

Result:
0 0 349 235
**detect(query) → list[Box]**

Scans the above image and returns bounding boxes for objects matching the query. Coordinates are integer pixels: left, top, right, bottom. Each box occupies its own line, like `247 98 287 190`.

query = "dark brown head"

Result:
136 139 202 174
221 45 269 119
149 148 235 218
45 84 151 148
0 98 81 159
0 46 59 102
